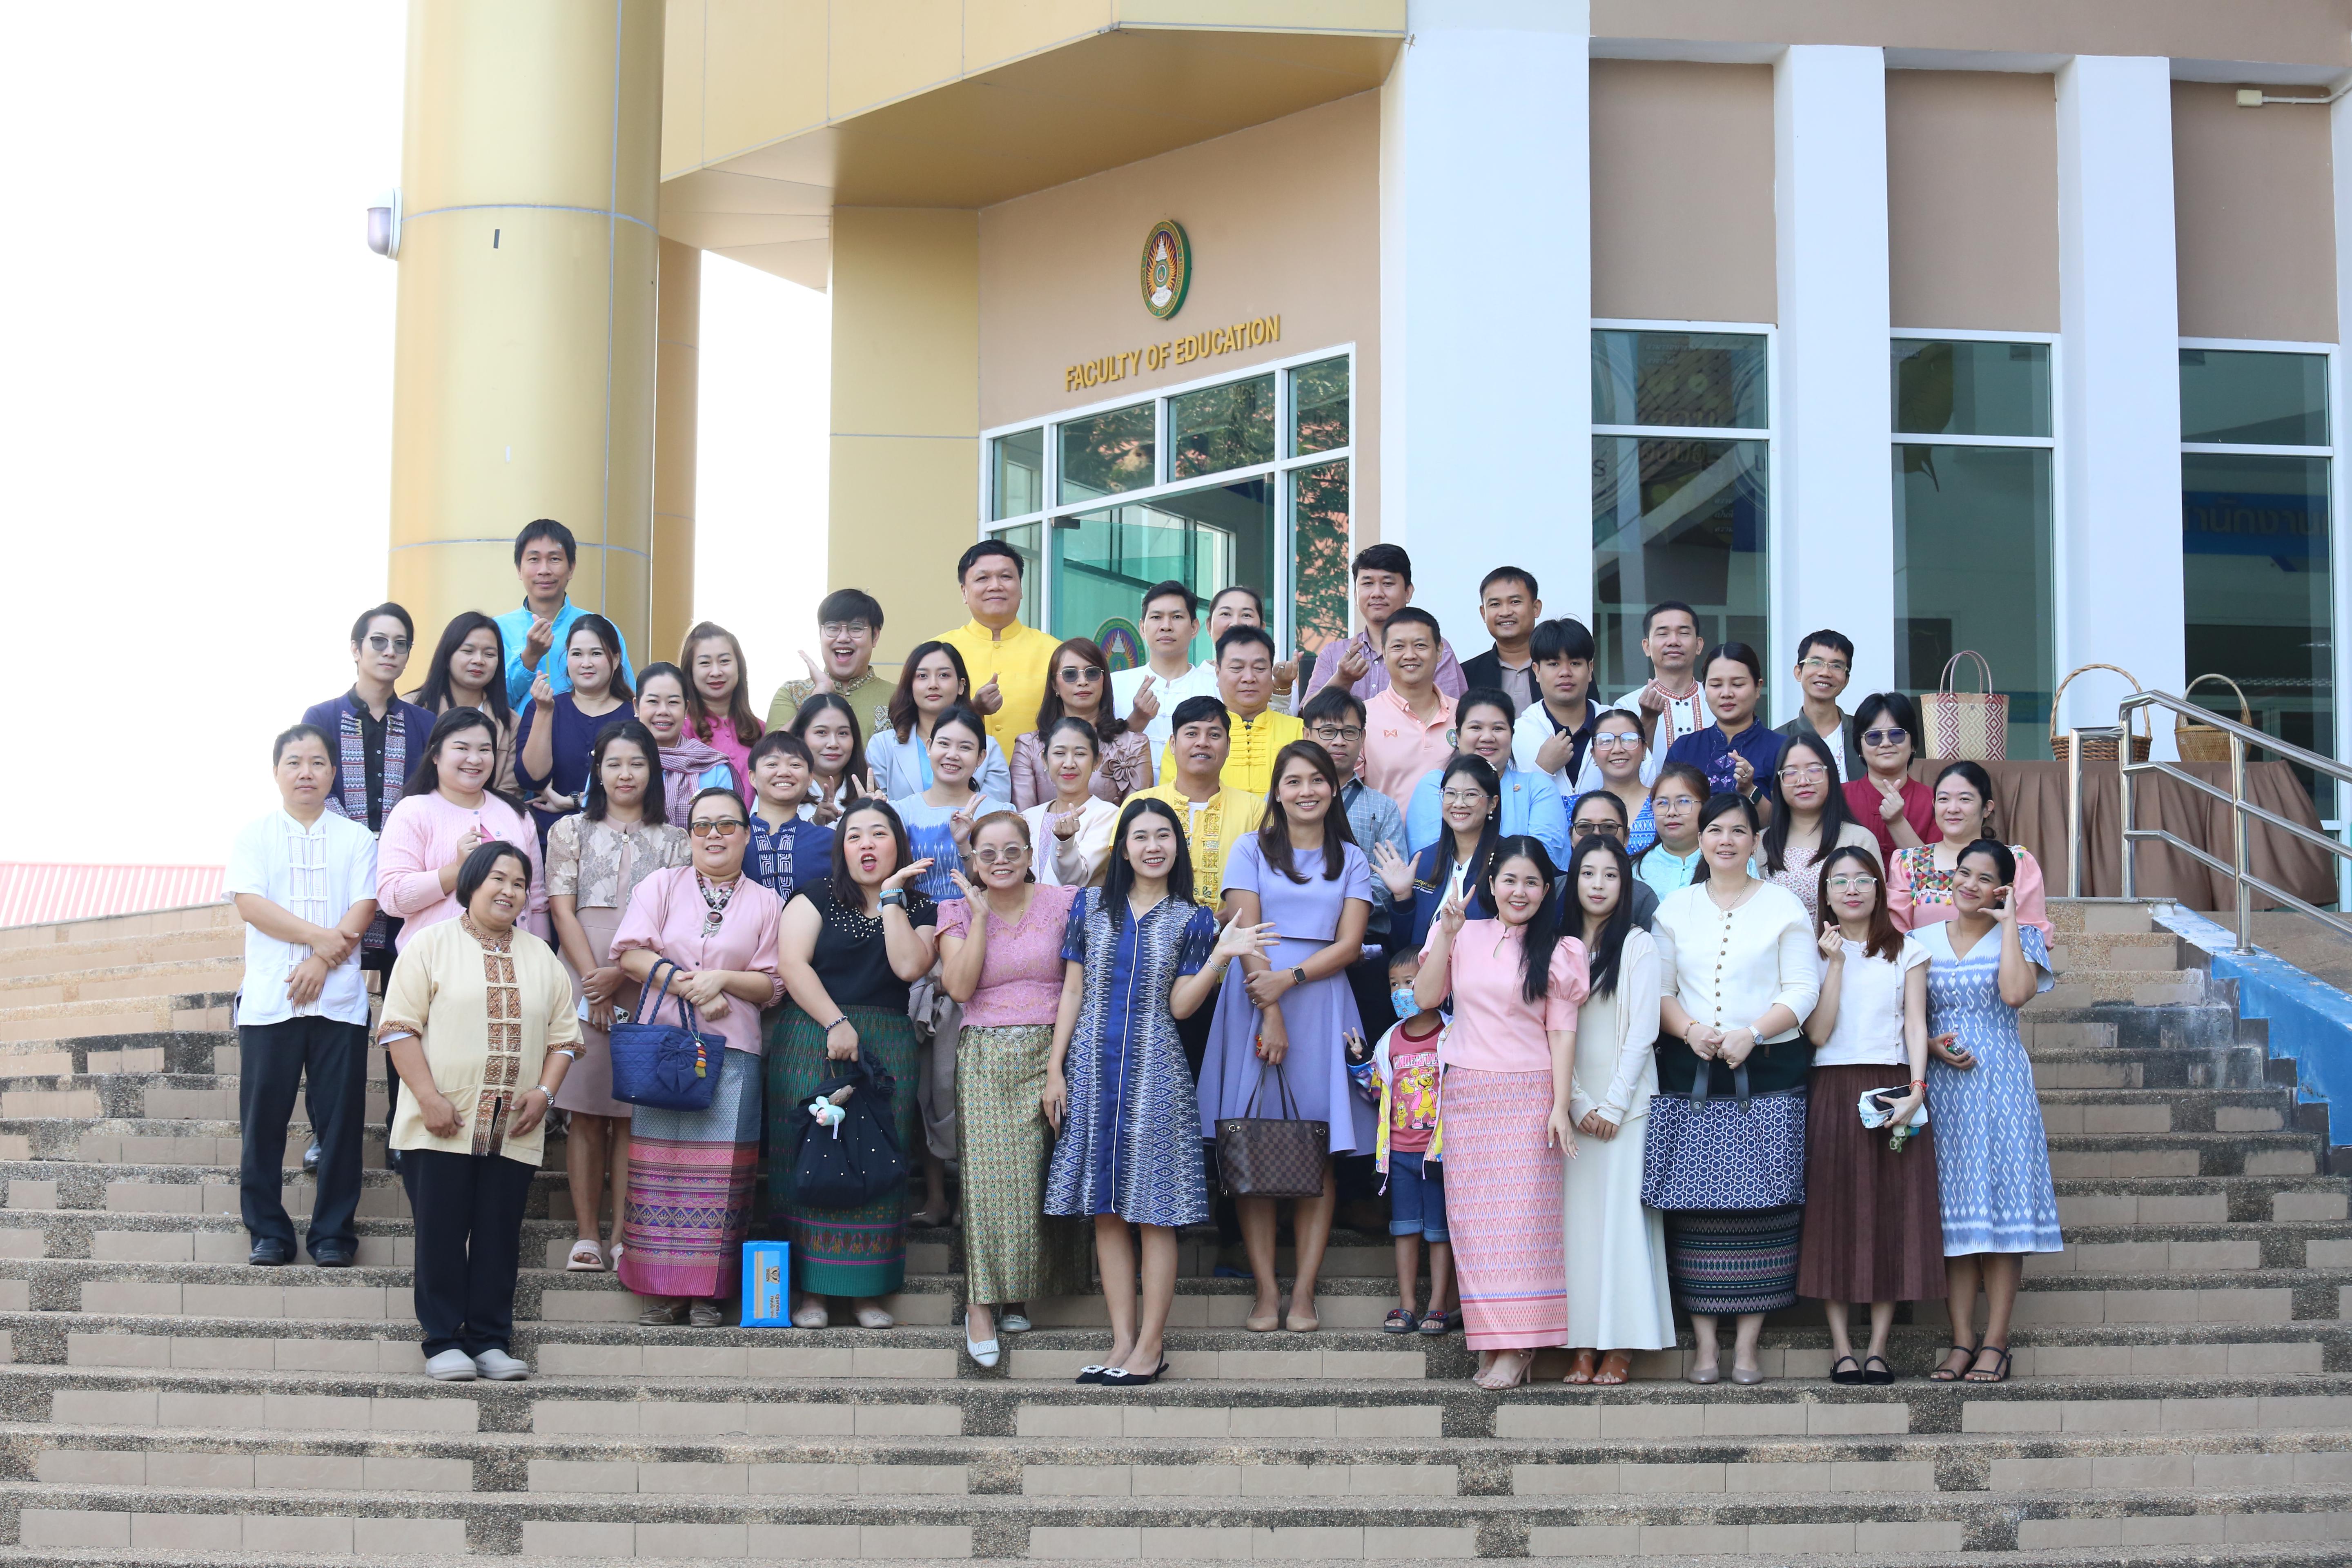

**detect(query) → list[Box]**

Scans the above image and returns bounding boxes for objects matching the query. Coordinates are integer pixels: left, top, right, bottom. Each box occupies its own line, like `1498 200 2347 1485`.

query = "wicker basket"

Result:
2175 673 2253 763
2049 663 2153 766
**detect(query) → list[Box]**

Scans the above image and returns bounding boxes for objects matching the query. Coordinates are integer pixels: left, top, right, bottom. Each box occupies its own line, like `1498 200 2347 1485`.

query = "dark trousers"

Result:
238 1017 368 1256
401 1147 534 1357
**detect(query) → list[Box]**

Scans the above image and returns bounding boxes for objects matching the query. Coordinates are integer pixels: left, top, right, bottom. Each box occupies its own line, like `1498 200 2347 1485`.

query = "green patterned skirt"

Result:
765 1004 922 1298
956 1024 1093 1305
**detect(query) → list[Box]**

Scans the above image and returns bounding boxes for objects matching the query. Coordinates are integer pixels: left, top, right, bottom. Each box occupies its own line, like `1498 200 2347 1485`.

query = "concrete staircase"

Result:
0 898 2342 1565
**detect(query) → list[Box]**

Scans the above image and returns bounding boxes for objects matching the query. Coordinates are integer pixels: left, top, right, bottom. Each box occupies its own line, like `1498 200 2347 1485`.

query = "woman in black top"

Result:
769 799 938 1329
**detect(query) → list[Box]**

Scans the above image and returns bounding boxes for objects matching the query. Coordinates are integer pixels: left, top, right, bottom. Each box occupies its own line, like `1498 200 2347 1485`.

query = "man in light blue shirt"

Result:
1402 686 1569 863
492 518 635 710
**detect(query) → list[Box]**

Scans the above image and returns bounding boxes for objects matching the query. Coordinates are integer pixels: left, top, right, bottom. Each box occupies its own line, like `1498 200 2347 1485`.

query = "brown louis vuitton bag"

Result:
1214 1059 1329 1200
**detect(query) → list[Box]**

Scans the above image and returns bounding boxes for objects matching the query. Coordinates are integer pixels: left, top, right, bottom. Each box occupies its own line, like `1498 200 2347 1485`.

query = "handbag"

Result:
791 1046 907 1209
1923 650 2009 762
1215 1059 1329 1199
1639 1062 1806 1211
608 959 721 1113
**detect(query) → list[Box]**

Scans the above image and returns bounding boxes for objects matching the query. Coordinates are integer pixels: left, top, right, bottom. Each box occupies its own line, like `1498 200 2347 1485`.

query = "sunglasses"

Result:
1862 728 1910 747
968 844 1026 864
1574 820 1626 838
1057 665 1107 682
688 819 747 837
364 634 411 655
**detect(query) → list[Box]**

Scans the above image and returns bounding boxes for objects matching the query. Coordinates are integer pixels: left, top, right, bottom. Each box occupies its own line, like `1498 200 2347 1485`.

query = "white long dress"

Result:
1562 924 1676 1350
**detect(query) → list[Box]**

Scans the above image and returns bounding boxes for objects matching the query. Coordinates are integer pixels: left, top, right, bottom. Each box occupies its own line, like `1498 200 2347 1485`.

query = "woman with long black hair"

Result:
1756 731 1877 925
409 612 521 800
867 640 1011 803
1372 753 1503 954
517 613 635 837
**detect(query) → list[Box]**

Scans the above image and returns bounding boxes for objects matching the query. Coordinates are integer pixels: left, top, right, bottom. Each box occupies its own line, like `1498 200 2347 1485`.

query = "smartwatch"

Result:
1291 966 1308 989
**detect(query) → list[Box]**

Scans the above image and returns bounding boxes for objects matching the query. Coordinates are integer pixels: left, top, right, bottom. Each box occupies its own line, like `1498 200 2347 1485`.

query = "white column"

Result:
1773 45 1895 704
2057 56 2185 744
1380 0 1590 648
2328 94 2352 863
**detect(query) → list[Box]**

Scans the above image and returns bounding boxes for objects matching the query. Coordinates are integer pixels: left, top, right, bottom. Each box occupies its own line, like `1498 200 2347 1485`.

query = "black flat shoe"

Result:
1098 1360 1169 1388
1862 1354 1895 1385
310 1247 355 1269
248 1240 292 1267
1829 1354 1863 1385
1075 1366 1107 1384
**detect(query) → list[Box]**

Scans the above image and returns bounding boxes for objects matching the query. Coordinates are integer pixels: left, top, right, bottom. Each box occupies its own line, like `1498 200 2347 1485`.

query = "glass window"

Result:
1592 437 1770 695
1291 459 1352 662
1049 477 1275 650
989 521 1044 629
1894 444 2056 762
1170 375 1275 480
1058 402 1156 505
1292 357 1350 455
990 429 1043 520
1891 340 2051 439
2180 349 2329 446
1592 330 1768 430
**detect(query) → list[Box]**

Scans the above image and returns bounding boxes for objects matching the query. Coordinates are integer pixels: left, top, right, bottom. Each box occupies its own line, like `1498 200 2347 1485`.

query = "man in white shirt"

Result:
1614 599 1706 785
1512 617 1605 797
1111 580 1219 752
226 724 380 1270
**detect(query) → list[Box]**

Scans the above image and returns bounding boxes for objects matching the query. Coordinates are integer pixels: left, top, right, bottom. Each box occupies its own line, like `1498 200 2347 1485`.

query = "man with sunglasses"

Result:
1776 629 1866 782
303 604 436 973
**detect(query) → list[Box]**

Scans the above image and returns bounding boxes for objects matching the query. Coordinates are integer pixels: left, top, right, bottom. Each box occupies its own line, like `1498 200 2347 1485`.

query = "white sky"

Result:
0 4 827 867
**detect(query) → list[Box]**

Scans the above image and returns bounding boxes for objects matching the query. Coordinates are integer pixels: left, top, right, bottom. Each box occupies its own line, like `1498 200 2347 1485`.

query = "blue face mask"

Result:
1390 986 1420 1018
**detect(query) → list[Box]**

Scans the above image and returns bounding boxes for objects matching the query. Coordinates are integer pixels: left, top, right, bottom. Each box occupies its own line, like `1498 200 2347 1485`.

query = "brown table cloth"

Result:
1903 759 2335 911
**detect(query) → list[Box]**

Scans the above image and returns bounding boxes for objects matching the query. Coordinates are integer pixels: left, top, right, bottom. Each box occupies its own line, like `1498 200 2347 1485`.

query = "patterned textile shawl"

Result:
333 701 407 953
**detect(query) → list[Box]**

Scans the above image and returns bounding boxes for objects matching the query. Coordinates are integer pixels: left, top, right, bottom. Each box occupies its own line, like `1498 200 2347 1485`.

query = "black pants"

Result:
238 1018 368 1256
401 1147 533 1357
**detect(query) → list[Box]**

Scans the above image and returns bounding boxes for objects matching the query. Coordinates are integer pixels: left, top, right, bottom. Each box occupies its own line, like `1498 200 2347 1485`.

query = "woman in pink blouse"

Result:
376 708 547 944
1415 833 1588 1390
610 786 784 1325
1887 761 2052 941
938 814 1091 1367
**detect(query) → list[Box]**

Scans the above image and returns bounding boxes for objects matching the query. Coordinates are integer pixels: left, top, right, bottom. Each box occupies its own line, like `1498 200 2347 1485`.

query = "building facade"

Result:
386 0 2352 764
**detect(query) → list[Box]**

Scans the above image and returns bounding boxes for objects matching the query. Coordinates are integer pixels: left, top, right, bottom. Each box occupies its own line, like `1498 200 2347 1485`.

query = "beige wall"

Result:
1591 0 2352 68
1590 60 1776 325
977 90 1382 535
2173 82 2339 344
1886 71 2058 333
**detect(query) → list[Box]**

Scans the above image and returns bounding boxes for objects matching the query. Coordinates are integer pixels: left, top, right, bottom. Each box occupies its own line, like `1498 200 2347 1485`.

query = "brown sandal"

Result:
1563 1348 1599 1384
1592 1350 1634 1385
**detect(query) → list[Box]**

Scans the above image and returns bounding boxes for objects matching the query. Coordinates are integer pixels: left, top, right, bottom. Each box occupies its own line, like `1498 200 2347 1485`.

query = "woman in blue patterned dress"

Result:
1044 797 1270 1388
1916 838 2060 1385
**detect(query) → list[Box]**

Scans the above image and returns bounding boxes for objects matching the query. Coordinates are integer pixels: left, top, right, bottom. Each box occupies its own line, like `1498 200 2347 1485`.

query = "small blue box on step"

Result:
740 1241 790 1325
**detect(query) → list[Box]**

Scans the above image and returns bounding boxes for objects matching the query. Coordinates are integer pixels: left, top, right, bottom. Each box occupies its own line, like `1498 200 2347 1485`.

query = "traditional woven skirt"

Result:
616 1047 762 1300
552 906 633 1119
765 1004 922 1298
1664 1205 1804 1316
956 1024 1091 1305
1441 1067 1567 1352
1796 1064 1947 1303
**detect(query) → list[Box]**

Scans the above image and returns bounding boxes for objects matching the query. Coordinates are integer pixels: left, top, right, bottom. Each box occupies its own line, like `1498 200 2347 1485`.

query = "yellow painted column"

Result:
388 0 664 659
829 209 980 645
651 239 701 664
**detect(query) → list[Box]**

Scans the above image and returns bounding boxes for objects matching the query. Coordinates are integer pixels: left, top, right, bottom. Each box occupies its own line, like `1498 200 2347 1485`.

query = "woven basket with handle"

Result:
2049 663 2152 766
2175 673 2253 763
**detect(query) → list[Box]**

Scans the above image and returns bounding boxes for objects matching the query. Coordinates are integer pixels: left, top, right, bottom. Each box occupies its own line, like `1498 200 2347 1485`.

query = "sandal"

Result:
566 1239 606 1272
1592 1350 1634 1385
1383 1308 1416 1335
1964 1344 2012 1384
1417 1309 1459 1336
1474 1349 1535 1390
1830 1354 1863 1385
1928 1341 1977 1382
1863 1354 1895 1386
688 1299 725 1327
1564 1348 1599 1384
638 1301 684 1326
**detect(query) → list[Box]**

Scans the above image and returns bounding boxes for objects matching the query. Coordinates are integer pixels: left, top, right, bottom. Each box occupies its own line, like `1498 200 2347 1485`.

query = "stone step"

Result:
6 1547 2352 1568
2030 1087 2301 1134
2048 901 2160 936
2044 1131 2324 1179
2025 1003 2261 1053
0 956 244 1007
0 996 234 1048
2027 1044 2273 1089
0 1074 398 1124
2029 971 2212 1010
0 929 243 982
2051 931 2187 973
0 904 240 958
0 1033 232 1079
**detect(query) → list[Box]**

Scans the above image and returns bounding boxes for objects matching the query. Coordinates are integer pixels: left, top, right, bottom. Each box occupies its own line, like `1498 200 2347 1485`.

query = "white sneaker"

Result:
472 1348 530 1381
424 1348 477 1381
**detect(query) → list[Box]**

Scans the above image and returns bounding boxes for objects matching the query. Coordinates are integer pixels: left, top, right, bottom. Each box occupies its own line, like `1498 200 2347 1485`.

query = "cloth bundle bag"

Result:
1214 1060 1329 1199
608 959 721 1113
1924 650 2009 762
1640 1064 1806 1210
791 1047 909 1209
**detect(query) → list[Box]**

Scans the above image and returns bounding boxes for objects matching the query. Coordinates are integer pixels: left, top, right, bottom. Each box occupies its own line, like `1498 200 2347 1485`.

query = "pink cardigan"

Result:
376 791 546 948
610 866 784 1056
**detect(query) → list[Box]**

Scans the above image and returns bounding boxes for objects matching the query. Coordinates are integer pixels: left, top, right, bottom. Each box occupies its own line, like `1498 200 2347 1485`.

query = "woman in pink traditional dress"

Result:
1887 761 2052 941
1414 833 1586 1390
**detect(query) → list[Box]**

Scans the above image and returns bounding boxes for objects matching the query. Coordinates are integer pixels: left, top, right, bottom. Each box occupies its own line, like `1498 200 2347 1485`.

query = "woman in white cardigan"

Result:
1559 835 1674 1384
1652 794 1821 1385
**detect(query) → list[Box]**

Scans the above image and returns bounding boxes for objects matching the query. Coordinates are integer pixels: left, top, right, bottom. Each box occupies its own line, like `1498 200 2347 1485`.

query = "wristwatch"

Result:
1292 966 1307 989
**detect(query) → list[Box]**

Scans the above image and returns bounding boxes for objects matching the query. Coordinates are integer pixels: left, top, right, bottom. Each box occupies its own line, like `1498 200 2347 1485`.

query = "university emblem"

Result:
1141 219 1191 320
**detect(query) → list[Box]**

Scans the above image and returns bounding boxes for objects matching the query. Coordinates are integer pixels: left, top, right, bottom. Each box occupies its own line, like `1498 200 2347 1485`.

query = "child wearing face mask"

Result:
1348 951 1459 1336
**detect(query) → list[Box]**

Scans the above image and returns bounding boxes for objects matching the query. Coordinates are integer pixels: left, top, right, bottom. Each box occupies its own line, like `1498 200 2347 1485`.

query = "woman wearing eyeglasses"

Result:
1373 754 1503 956
1589 710 1656 855
1632 763 1710 904
608 787 785 1327
1011 638 1154 810
938 814 1091 1366
1756 733 1879 926
1842 693 1935 864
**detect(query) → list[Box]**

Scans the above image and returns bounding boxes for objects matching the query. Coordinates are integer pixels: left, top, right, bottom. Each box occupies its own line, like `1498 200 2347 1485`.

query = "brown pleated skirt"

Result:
1796 1064 1947 1303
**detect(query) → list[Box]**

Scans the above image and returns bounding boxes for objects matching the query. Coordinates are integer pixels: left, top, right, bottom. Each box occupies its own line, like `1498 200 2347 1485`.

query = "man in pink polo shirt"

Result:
1359 608 1459 811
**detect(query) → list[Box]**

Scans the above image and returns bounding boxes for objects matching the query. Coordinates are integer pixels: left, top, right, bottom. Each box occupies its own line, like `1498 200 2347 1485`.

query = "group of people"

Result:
227 517 2062 1390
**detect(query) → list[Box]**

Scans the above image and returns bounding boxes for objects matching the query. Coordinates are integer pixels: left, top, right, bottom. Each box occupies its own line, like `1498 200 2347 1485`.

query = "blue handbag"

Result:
608 959 721 1113
1639 1063 1806 1212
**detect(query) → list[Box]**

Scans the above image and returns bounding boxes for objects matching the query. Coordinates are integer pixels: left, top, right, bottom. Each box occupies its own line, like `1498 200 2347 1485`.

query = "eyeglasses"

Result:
1310 725 1363 744
1574 820 1626 838
688 819 747 837
817 621 874 639
1826 873 1879 890
1780 764 1829 784
1800 657 1851 676
1592 733 1642 750
1862 728 1910 747
1439 789 1491 807
968 844 1025 865
364 635 411 655
1057 665 1106 682
1653 794 1702 810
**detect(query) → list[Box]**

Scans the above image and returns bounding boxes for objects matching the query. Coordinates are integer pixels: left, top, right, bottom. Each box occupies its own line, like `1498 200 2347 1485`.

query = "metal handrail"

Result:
2094 690 2352 953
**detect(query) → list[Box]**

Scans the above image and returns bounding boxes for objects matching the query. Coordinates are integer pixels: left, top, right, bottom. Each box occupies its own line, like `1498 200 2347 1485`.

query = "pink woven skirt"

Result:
1441 1067 1567 1351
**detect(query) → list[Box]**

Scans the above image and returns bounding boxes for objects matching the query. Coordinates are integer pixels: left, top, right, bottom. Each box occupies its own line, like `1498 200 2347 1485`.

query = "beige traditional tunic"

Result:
379 915 581 1166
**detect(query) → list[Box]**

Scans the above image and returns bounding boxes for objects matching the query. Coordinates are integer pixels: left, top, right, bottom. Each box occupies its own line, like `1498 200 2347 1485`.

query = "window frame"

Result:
978 343 1357 655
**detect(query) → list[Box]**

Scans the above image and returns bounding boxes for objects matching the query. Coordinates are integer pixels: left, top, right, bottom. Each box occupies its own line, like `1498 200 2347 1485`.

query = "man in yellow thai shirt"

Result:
938 541 1058 754
1157 624 1303 797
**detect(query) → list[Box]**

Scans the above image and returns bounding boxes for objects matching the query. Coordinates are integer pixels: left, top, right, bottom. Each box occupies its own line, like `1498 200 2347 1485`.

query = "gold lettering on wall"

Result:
1066 315 1281 393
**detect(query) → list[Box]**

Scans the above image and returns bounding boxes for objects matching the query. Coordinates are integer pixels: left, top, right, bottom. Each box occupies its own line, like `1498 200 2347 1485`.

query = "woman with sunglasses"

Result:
1011 637 1154 809
609 787 785 1327
868 641 1011 803
1756 732 1878 926
1842 693 1935 864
